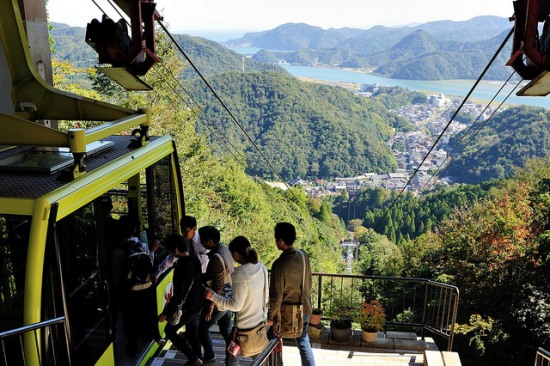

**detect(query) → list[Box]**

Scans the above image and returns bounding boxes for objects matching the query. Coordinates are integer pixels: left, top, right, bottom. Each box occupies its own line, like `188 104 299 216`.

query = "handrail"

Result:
250 337 282 366
0 317 65 339
310 272 459 351
535 347 550 366
0 316 71 366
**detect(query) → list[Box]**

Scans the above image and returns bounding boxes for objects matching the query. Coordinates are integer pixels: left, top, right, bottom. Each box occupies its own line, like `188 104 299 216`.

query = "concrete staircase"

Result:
147 328 459 366
424 350 462 366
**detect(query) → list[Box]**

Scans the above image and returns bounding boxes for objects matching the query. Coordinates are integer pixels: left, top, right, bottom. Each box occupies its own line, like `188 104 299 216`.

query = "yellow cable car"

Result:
0 0 183 364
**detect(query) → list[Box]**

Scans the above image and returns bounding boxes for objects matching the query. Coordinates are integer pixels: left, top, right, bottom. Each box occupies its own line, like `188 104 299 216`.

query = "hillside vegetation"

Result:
445 105 550 184
186 71 400 179
49 16 550 366
349 158 550 365
228 17 513 80
52 38 348 273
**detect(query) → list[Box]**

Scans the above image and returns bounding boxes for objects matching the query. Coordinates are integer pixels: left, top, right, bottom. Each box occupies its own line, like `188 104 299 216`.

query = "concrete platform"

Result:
149 328 439 366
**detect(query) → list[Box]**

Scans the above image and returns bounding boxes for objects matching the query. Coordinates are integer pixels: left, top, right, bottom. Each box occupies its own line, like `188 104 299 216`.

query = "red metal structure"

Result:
507 0 550 95
85 0 161 77
508 0 550 79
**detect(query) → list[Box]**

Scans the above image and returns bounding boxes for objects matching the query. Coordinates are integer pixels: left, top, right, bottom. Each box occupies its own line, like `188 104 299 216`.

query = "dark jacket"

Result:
163 253 203 317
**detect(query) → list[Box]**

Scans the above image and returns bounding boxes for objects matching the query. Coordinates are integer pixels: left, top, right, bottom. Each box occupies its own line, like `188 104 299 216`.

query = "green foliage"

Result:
326 295 359 326
173 34 284 79
334 183 493 246
445 106 550 184
393 308 415 324
400 158 550 364
187 71 397 180
354 228 402 276
50 30 347 274
49 22 96 66
455 314 509 358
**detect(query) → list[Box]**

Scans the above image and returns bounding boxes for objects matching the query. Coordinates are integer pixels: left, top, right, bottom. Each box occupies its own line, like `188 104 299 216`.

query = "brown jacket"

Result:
268 248 312 322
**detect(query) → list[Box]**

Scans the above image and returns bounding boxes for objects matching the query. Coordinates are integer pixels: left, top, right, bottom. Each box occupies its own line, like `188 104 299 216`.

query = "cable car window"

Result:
56 204 111 365
0 215 31 331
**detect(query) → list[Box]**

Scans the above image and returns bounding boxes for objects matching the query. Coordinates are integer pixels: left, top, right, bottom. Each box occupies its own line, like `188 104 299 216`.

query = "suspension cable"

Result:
90 1 304 209
151 65 248 165
420 71 518 193
157 20 301 202
372 28 514 232
93 0 248 165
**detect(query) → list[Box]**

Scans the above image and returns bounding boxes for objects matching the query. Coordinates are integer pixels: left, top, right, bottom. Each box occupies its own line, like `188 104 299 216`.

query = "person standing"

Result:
154 215 210 281
182 216 210 272
267 222 315 366
204 236 269 366
158 234 204 366
197 226 234 363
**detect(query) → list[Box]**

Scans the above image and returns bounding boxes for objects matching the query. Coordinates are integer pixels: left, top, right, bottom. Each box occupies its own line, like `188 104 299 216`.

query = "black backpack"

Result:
125 240 153 291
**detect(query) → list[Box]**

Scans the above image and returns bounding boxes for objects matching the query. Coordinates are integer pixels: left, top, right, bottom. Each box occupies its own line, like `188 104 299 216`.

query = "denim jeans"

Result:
267 313 315 366
295 314 315 366
198 308 233 360
164 310 201 364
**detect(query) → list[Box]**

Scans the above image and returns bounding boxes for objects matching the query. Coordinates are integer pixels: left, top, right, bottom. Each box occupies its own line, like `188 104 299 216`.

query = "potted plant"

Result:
328 298 357 342
309 308 323 325
355 299 386 343
307 308 325 340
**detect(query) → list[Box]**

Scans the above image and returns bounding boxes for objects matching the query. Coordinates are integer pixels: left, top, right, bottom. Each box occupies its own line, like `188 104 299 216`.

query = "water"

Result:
182 30 248 42
279 64 549 108
226 44 549 108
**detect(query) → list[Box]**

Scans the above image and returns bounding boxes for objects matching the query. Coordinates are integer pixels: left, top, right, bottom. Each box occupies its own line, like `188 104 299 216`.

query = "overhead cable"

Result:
157 20 301 202
372 28 514 232
420 71 519 193
96 0 248 165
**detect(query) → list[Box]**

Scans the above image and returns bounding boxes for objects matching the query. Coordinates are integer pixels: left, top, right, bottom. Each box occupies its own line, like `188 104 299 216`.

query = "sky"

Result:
47 0 514 39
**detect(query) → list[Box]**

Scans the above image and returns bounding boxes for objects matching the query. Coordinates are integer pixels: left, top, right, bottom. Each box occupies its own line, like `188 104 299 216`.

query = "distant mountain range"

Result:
52 16 514 81
48 19 548 184
224 17 514 80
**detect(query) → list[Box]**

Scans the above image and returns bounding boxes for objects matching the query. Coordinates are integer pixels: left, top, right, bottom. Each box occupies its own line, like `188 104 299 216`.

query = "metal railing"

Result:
0 317 71 366
251 338 283 366
310 273 459 351
535 348 550 366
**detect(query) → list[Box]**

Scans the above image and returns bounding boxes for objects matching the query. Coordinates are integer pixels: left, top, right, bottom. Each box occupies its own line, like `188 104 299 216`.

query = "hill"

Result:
50 22 547 185
224 17 511 50
186 71 401 180
224 23 366 50
444 105 550 184
51 17 513 81
252 26 512 80
49 22 284 77
50 22 96 65
234 17 512 80
172 34 286 78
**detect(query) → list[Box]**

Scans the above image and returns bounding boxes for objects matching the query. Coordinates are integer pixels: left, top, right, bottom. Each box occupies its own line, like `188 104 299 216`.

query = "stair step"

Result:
424 350 445 366
442 351 462 366
424 350 461 366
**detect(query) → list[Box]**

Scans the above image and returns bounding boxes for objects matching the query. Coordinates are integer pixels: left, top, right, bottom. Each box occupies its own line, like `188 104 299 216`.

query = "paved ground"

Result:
148 327 438 366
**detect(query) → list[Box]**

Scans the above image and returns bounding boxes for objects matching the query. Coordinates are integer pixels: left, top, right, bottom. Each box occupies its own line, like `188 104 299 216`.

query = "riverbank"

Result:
281 64 548 108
